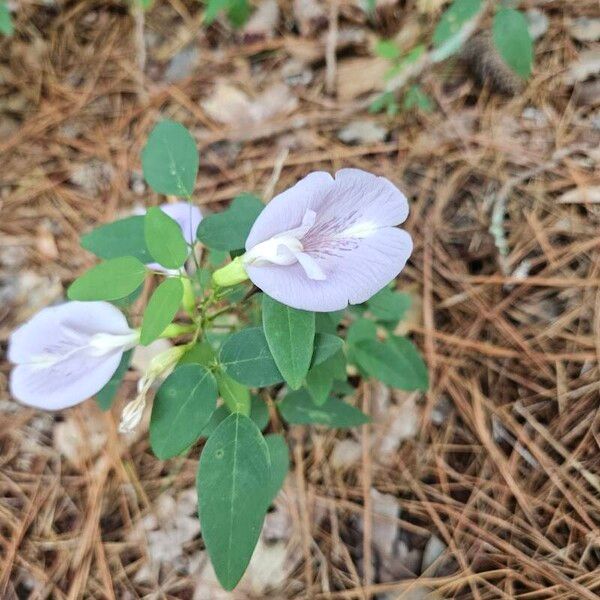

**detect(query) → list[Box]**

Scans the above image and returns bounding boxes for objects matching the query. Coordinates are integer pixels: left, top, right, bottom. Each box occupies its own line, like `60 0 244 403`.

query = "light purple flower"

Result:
145 201 202 272
243 169 413 311
8 302 138 410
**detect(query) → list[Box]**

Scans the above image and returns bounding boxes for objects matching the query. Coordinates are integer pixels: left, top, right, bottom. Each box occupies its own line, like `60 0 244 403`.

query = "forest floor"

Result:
1 0 599 598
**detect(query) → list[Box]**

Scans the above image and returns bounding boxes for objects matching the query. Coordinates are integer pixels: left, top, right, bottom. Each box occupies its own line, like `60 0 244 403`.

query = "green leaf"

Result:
197 413 270 590
369 91 396 114
111 284 144 308
150 364 218 459
140 278 183 345
145 207 189 269
250 395 270 431
196 193 263 251
315 310 344 334
67 256 146 301
141 120 199 196
352 337 428 391
375 39 401 60
492 8 533 79
262 296 315 390
305 351 346 406
81 217 151 261
433 0 482 48
215 369 251 415
311 333 344 368
180 342 216 367
367 288 411 322
204 0 251 27
264 434 289 504
403 85 434 113
347 318 378 346
227 0 251 27
0 0 13 36
201 396 269 439
279 390 370 428
200 404 229 437
95 350 132 410
220 327 283 387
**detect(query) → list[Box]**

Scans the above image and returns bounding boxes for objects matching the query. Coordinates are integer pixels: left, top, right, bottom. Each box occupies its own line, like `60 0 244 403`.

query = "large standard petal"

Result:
245 171 334 249
8 301 132 364
10 350 124 410
319 169 409 228
246 228 412 312
245 170 408 252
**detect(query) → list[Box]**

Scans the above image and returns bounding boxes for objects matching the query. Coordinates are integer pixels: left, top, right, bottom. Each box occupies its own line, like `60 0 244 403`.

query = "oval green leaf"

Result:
144 207 189 269
197 413 271 590
67 256 146 301
262 296 315 390
140 277 183 345
220 327 284 387
150 364 218 459
141 120 199 196
311 333 344 368
352 336 429 391
215 369 251 415
264 434 289 504
492 8 533 79
305 351 346 406
81 216 151 262
367 288 411 323
432 0 482 47
278 389 369 428
196 193 264 251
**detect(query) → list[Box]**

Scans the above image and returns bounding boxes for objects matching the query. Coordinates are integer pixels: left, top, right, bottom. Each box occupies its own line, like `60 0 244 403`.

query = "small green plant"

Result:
8 121 428 590
370 0 534 114
203 0 252 28
0 0 13 36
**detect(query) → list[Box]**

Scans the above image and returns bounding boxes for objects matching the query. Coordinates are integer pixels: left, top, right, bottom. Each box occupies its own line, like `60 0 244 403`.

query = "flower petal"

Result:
244 169 413 311
10 352 123 410
8 301 134 410
325 169 409 227
8 301 132 364
245 171 334 249
245 169 408 252
247 228 412 311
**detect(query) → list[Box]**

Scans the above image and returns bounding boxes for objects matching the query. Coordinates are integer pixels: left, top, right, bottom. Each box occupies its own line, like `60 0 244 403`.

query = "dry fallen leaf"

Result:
568 17 600 42
293 0 327 37
243 0 280 42
336 57 389 102
337 120 388 145
202 81 298 128
331 438 362 469
557 185 600 204
564 48 600 85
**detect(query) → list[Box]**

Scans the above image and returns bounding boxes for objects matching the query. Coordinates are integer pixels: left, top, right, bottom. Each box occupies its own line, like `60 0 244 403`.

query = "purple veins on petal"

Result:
8 301 138 410
243 168 413 312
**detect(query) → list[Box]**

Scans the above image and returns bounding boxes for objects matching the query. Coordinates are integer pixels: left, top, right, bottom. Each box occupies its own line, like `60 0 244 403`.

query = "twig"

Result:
325 1 339 96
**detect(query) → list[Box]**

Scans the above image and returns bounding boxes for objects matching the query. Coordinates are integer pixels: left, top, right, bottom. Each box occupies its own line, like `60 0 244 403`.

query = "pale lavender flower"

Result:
243 169 413 311
145 202 202 272
8 302 138 410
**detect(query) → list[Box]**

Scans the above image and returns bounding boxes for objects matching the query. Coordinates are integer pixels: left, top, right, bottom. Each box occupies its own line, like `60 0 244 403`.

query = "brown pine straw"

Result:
1 0 600 597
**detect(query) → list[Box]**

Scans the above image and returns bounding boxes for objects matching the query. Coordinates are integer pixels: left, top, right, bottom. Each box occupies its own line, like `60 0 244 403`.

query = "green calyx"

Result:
212 255 249 288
